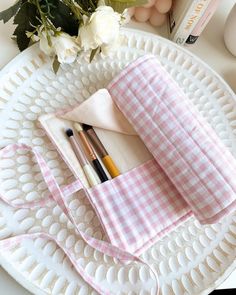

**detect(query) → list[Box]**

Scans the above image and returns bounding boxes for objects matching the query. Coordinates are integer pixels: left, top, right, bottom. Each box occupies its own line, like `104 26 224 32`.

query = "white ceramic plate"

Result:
0 28 236 295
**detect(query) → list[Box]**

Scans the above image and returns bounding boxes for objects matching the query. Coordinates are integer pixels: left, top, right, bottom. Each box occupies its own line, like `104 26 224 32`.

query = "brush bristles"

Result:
82 124 92 131
74 123 83 132
65 128 73 137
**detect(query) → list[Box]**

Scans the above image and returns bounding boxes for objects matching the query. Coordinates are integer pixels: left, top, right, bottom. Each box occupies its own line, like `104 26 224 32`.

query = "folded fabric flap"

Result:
60 88 137 135
107 54 236 224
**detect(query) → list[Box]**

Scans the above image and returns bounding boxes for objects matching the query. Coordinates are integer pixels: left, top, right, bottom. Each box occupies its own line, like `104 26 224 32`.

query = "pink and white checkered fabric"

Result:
107 54 236 225
88 159 191 255
3 55 236 294
0 144 159 295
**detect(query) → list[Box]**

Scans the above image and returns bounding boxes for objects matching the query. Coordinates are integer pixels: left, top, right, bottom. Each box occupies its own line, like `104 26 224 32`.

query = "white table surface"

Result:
0 1 236 294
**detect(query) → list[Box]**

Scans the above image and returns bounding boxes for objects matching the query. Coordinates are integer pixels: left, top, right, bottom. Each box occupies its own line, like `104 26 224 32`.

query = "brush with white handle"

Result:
74 123 109 183
66 128 99 187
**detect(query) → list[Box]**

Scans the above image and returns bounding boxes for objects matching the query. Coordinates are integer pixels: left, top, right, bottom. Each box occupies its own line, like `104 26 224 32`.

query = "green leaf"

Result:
89 47 99 62
74 0 97 13
48 0 80 36
52 55 60 74
0 1 21 23
106 0 147 13
13 2 40 51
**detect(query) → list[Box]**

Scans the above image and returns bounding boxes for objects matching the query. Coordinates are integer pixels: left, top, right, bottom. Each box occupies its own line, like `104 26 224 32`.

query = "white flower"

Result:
39 30 80 64
39 31 54 56
31 34 40 43
78 15 100 51
101 36 120 55
78 5 121 51
26 31 40 42
53 33 80 64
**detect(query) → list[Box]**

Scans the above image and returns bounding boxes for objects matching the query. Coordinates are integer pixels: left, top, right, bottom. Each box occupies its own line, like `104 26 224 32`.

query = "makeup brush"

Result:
74 123 109 183
65 128 99 187
82 124 120 178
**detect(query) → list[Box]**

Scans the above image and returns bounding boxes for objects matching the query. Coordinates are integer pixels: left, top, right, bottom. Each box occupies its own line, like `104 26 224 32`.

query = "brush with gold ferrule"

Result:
74 123 109 183
82 124 120 178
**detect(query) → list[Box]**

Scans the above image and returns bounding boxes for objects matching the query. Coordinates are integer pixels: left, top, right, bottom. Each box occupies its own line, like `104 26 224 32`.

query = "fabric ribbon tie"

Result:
0 143 159 295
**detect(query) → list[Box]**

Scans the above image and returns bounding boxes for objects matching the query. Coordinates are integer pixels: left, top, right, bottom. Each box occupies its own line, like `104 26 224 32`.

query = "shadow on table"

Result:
209 288 236 294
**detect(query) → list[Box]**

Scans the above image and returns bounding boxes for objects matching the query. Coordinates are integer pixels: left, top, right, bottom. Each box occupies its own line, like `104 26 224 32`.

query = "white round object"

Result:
224 4 236 56
0 28 236 295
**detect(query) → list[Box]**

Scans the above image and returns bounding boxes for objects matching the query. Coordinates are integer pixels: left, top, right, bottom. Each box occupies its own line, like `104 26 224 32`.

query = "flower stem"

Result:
34 0 53 45
63 0 90 18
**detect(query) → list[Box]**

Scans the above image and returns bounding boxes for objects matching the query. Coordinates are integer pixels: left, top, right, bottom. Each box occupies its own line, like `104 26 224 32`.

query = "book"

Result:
185 0 220 45
168 0 193 35
169 0 212 45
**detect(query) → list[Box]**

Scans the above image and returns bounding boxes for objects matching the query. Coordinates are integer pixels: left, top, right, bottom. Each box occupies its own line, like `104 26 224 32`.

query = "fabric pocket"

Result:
86 158 191 255
39 111 192 255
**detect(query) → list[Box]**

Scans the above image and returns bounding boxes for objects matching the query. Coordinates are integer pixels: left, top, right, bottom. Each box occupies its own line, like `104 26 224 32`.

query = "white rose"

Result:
90 6 120 44
39 31 54 56
39 30 80 64
52 33 80 64
78 6 121 51
101 35 120 55
78 16 100 51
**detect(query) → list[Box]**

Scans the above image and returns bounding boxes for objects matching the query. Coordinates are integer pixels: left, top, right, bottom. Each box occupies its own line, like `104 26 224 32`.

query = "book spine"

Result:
185 0 220 45
172 0 212 45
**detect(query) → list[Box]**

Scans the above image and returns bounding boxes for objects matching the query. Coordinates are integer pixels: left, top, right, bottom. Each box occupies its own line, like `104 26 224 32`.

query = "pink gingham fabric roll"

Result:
108 55 236 224
87 159 191 255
